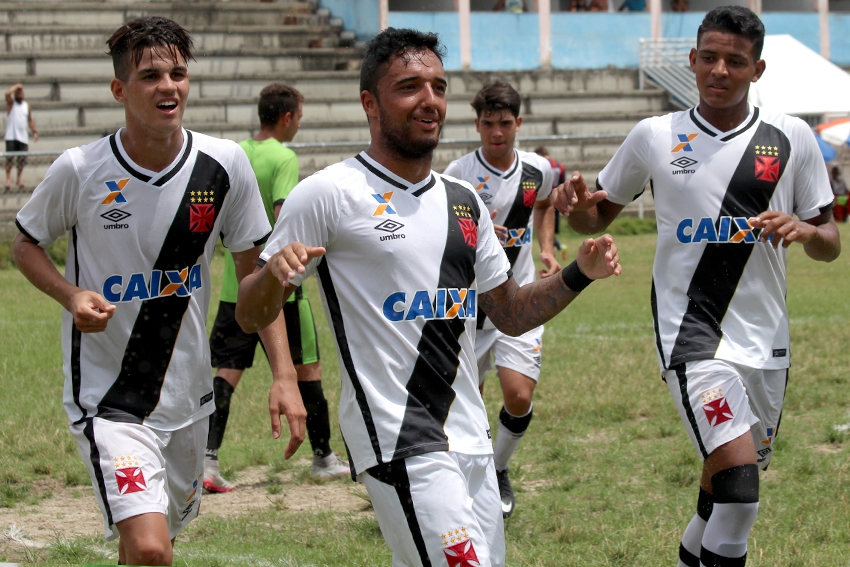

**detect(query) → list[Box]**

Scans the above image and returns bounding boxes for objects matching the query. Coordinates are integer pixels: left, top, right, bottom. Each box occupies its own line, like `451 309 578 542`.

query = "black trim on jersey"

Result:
273 198 285 208
354 153 407 189
97 151 231 423
819 201 835 216
70 225 87 424
475 148 520 178
690 109 717 137
253 230 271 247
317 257 383 471
83 418 114 526
700 546 746 567
720 108 760 142
14 219 38 245
367 461 432 567
152 131 193 187
650 280 667 369
110 134 152 183
392 179 479 461
596 178 644 203
668 121 791 367
412 174 436 197
676 364 708 459
256 257 267 268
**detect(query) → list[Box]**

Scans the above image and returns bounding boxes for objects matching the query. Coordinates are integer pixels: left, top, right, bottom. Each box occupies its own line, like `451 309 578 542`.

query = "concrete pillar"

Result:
819 0 830 60
459 0 472 70
747 0 762 16
538 0 552 70
379 0 388 31
650 0 662 40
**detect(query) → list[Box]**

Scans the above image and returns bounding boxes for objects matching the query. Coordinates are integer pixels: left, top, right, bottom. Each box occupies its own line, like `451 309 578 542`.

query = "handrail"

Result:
639 37 698 109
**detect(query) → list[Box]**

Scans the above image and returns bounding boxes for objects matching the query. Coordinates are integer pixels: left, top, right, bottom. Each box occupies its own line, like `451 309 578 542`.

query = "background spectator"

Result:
830 165 848 222
5 83 37 191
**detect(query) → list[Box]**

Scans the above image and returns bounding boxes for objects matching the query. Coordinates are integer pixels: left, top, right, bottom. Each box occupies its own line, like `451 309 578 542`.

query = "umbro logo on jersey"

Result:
670 156 697 175
479 192 493 203
101 209 131 229
671 133 698 153
475 176 490 191
676 216 773 244
500 227 531 248
383 288 477 322
102 263 203 303
372 192 396 216
102 178 130 204
375 219 406 241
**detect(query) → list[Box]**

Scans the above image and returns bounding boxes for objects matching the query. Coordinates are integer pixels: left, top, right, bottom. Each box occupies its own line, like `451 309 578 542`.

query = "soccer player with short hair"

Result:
443 80 561 518
236 27 621 567
205 82 349 493
560 7 840 566
12 17 306 566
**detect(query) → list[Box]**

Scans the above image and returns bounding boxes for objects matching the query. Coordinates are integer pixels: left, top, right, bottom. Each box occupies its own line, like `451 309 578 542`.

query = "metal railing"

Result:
639 37 698 109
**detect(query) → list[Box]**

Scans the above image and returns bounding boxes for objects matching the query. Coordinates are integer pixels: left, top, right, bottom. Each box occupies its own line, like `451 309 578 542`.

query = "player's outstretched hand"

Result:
266 242 326 287
748 212 817 248
268 378 307 460
552 171 608 216
490 210 508 243
538 250 562 278
575 234 622 280
69 290 115 333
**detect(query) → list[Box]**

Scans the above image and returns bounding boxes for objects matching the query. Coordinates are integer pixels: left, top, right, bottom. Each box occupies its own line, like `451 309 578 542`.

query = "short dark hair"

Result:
470 80 522 119
106 17 195 82
360 27 446 95
257 83 304 127
697 6 765 60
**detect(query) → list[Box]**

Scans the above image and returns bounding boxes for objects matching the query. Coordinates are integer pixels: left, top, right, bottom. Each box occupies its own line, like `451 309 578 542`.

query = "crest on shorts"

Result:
114 455 147 495
701 387 734 427
442 527 479 567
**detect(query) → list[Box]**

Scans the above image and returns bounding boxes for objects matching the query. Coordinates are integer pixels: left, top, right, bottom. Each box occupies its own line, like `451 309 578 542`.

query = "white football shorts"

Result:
664 359 788 470
476 325 544 385
69 416 207 541
360 452 505 567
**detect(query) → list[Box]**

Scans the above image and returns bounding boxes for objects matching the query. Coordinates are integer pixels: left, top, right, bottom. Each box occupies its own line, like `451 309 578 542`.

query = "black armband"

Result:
560 260 593 292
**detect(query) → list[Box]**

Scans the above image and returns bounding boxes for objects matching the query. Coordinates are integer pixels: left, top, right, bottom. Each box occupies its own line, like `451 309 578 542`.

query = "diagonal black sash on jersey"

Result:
667 121 790 368
392 180 479 461
97 149 230 422
477 161 542 330
317 256 385 469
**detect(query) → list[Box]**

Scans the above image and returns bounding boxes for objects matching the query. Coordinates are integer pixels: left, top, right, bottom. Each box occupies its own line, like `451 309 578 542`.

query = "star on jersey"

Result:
102 178 130 204
671 133 699 153
190 190 216 232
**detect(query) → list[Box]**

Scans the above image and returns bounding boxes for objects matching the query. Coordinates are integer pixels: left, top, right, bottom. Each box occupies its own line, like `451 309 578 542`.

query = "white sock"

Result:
494 405 532 472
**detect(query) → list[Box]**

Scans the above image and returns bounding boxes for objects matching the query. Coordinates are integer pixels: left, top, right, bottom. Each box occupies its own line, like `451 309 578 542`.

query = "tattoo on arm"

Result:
479 274 581 337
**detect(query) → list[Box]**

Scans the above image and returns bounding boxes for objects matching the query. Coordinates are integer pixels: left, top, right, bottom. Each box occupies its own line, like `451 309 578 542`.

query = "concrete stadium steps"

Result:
0 2 320 27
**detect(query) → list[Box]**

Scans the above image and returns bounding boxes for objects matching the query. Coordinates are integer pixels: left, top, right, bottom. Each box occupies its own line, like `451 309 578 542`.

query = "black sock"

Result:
206 376 235 454
299 380 332 458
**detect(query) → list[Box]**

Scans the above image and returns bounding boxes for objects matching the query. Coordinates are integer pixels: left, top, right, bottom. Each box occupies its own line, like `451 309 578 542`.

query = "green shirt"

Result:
220 139 299 303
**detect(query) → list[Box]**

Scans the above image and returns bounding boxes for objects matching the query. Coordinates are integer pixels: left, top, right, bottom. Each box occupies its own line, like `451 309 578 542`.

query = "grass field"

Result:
0 223 848 566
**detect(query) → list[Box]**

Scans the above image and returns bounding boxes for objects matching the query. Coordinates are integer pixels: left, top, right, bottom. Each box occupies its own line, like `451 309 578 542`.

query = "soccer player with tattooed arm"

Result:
235 27 621 567
556 6 840 567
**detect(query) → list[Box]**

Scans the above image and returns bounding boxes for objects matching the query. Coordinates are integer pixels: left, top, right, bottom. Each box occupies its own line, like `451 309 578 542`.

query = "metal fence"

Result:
639 37 698 109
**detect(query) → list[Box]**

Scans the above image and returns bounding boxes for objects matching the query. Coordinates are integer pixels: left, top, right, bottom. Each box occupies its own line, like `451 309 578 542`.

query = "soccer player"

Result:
205 83 349 493
12 17 306 566
559 7 840 567
443 81 561 518
5 82 37 191
236 28 621 567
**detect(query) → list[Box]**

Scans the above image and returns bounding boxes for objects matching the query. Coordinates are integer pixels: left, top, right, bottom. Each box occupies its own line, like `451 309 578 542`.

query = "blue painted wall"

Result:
326 5 850 69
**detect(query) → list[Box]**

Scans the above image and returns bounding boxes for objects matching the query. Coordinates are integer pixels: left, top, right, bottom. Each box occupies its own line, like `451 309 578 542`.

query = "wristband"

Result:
560 260 593 292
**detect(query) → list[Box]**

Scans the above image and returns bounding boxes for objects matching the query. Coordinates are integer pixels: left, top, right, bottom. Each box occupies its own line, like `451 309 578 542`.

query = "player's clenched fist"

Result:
67 290 115 333
266 242 326 287
575 234 622 280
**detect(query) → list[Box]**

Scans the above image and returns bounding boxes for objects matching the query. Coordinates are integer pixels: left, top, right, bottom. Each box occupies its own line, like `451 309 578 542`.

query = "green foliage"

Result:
0 225 848 565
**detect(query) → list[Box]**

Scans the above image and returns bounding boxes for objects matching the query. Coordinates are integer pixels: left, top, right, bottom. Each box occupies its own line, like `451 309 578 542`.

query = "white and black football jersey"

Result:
598 106 833 371
444 149 552 331
16 129 271 430
262 151 512 475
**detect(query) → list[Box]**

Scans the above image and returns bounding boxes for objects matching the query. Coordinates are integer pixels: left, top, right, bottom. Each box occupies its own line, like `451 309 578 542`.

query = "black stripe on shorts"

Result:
675 364 708 459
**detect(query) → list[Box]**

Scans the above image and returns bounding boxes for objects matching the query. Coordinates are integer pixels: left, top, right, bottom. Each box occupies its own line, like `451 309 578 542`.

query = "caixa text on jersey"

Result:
101 264 203 303
383 288 477 322
676 216 774 244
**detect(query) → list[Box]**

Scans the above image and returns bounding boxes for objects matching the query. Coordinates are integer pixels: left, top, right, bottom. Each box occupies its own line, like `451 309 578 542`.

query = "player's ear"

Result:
110 78 126 104
688 47 697 72
361 89 378 121
752 59 766 83
515 115 522 131
474 118 480 133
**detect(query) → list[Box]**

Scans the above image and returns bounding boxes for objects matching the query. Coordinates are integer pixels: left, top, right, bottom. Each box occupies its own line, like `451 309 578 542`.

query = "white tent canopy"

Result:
748 35 850 116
